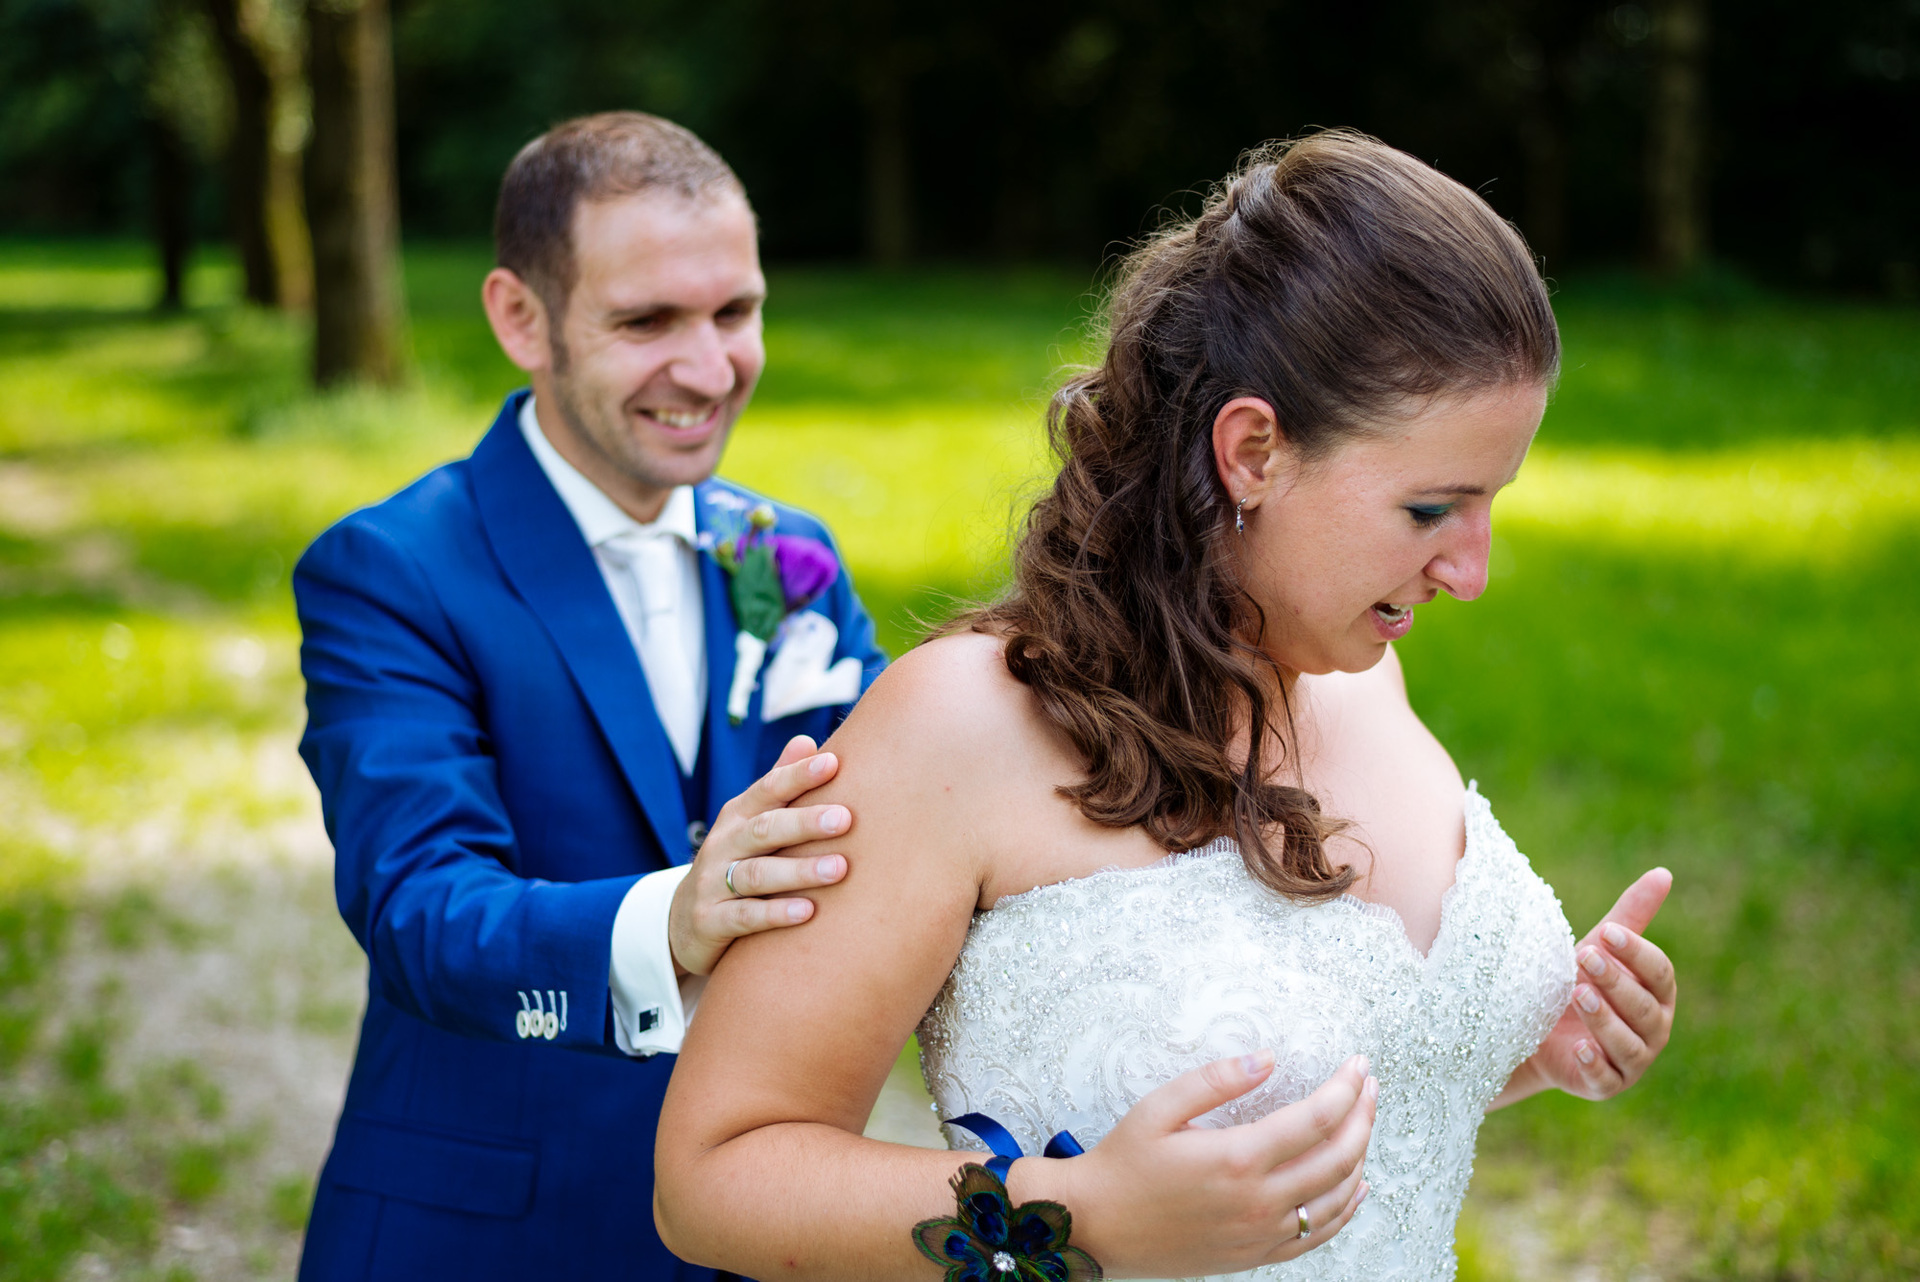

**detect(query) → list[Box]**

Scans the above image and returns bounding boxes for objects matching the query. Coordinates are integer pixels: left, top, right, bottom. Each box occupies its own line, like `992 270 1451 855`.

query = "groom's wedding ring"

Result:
1295 1204 1311 1240
724 860 744 898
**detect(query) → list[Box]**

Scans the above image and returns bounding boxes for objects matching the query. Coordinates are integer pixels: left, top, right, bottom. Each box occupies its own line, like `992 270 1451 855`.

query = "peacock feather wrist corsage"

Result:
912 1114 1102 1281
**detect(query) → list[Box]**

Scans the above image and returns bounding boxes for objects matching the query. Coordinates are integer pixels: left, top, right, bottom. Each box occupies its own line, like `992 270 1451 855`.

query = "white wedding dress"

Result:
917 784 1575 1282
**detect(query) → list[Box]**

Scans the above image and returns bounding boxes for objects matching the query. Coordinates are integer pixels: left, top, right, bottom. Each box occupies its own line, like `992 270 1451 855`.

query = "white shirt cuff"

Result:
608 865 702 1057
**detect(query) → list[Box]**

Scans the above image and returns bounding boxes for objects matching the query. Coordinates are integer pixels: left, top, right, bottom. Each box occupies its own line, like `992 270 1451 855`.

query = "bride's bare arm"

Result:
655 640 994 1277
655 636 1378 1280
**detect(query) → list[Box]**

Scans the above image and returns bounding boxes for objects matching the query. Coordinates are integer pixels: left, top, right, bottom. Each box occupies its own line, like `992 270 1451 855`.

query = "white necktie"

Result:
600 529 702 775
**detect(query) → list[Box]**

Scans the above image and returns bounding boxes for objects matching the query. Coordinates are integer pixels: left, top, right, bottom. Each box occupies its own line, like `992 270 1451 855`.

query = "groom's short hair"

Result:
494 112 748 316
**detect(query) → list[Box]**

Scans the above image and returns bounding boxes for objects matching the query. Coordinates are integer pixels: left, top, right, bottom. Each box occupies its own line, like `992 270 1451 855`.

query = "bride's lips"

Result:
1369 601 1416 640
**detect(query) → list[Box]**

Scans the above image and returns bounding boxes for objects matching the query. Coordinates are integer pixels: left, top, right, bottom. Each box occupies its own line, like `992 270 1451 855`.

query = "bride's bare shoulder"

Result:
816 628 1072 855
779 629 1044 900
833 628 1035 750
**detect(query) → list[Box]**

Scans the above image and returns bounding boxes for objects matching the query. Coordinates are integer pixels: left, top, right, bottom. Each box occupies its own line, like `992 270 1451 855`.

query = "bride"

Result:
654 131 1677 1280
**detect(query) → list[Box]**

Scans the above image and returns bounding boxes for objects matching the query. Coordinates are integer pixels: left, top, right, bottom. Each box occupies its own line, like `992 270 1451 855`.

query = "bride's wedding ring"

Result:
724 860 744 898
1296 1204 1312 1240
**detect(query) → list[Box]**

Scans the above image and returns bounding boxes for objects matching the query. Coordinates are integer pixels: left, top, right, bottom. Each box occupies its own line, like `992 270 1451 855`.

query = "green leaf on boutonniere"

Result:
729 540 787 641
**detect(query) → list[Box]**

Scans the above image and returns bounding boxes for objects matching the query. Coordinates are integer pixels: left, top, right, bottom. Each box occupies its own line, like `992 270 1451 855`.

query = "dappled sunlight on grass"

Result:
0 613 314 885
0 242 1915 1278
1505 439 1920 562
726 405 1049 589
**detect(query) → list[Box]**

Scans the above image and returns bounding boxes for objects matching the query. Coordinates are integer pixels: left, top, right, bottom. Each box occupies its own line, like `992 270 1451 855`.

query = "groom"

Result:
293 113 886 1279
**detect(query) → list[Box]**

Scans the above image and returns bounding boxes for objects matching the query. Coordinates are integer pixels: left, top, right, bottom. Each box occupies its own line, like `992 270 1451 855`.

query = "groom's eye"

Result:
621 310 672 335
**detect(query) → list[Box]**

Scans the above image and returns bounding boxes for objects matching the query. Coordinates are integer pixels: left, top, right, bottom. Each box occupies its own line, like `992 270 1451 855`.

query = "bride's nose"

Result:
1426 510 1493 602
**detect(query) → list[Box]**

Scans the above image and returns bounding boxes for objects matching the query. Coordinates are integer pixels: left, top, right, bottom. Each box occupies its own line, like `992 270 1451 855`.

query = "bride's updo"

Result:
971 130 1560 901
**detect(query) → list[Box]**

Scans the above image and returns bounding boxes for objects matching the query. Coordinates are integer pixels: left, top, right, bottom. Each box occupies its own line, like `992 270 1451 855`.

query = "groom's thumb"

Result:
1134 1049 1276 1132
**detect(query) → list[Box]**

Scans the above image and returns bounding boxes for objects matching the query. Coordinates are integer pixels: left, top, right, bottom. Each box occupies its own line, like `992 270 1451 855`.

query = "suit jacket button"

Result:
542 1011 559 1040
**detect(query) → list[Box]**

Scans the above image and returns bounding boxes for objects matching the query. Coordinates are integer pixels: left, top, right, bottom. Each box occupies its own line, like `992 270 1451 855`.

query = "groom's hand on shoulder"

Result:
668 736 852 977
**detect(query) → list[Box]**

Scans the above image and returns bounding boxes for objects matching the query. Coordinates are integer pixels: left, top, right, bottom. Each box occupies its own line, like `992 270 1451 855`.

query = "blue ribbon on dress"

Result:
944 1112 1086 1181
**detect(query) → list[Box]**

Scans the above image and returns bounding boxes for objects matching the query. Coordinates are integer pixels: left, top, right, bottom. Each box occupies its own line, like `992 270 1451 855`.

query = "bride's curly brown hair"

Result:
962 131 1560 901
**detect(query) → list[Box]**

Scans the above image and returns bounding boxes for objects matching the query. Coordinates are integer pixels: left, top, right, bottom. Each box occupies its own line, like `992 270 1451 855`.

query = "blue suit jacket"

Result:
293 391 887 1281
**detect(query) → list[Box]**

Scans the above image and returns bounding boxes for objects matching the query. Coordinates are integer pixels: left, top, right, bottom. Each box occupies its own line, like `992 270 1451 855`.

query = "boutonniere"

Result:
704 497 841 724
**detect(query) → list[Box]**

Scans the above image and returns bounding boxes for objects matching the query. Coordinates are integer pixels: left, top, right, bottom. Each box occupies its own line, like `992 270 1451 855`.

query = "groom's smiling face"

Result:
510 189 767 523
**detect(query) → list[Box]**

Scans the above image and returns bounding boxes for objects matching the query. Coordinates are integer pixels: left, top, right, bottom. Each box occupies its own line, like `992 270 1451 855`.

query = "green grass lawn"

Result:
1 240 1916 1280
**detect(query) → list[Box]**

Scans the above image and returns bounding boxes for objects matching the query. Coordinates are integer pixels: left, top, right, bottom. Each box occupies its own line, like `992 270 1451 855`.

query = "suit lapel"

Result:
470 393 692 867
696 483 758 824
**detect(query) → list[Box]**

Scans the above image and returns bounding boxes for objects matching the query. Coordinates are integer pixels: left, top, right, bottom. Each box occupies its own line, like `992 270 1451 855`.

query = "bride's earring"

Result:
1235 497 1248 535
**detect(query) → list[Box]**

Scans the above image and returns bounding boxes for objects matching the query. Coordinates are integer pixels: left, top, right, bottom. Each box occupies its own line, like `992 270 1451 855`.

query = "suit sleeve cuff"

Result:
608 865 695 1057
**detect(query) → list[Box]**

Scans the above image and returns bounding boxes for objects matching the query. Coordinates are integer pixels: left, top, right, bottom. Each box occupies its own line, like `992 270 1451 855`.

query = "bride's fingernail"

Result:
1240 1049 1273 1075
1364 1076 1379 1102
1575 1041 1596 1066
820 805 850 833
1602 923 1628 949
1357 1182 1370 1207
1576 986 1602 1014
1580 948 1607 978
1354 1054 1370 1078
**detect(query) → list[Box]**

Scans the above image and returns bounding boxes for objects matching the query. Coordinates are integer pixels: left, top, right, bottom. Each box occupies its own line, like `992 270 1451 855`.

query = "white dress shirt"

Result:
519 396 706 1057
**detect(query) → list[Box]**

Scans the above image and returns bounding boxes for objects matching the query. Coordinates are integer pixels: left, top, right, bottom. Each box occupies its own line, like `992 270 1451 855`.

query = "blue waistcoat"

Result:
292 391 887 1280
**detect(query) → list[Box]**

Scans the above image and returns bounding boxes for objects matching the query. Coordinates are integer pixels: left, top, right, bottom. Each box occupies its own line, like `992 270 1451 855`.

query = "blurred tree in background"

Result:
304 0 403 385
1 0 1916 295
202 0 310 308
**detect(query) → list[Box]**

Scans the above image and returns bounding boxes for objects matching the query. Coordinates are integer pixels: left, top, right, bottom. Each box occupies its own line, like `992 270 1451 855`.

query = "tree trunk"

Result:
864 65 911 267
1646 0 1709 275
204 0 278 306
152 116 193 310
267 130 314 311
304 0 403 386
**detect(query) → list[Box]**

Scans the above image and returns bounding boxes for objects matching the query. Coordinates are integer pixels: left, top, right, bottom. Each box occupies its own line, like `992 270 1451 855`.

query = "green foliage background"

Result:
0 243 1916 1277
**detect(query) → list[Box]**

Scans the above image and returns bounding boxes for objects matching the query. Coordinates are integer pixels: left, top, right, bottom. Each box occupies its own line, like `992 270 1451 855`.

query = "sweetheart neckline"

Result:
982 782 1489 969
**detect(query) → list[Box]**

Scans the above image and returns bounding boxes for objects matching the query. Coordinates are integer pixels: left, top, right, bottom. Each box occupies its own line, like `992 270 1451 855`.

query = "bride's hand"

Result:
1513 867 1678 1104
1019 1051 1376 1276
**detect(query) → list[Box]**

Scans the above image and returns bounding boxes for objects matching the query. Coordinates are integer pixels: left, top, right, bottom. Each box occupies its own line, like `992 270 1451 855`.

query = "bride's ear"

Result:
1211 396 1290 515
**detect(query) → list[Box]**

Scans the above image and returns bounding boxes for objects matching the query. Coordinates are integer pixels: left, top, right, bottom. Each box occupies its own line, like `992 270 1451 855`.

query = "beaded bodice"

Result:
916 785 1575 1282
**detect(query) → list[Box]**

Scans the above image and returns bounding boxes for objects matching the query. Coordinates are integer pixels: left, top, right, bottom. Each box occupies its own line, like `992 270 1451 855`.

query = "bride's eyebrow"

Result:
1408 483 1488 498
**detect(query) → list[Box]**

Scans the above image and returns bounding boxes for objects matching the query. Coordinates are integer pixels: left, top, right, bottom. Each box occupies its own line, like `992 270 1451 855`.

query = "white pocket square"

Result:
760 611 863 721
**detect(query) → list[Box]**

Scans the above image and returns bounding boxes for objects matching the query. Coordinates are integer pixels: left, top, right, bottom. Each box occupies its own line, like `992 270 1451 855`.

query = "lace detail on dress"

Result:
917 784 1576 1282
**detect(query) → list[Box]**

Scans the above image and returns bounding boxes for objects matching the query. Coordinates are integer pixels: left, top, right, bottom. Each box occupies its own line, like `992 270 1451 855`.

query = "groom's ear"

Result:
483 267 557 374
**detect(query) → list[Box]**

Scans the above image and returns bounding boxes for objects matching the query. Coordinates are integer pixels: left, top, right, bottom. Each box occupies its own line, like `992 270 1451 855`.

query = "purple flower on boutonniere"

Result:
708 501 842 723
768 534 839 610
